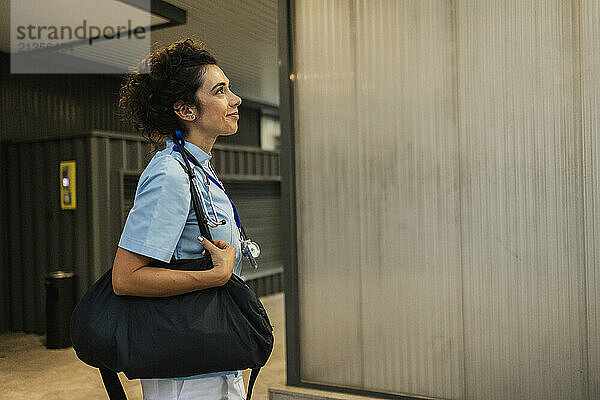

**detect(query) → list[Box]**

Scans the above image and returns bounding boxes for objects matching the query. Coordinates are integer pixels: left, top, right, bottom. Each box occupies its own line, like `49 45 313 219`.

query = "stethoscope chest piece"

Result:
247 240 261 258
241 238 261 269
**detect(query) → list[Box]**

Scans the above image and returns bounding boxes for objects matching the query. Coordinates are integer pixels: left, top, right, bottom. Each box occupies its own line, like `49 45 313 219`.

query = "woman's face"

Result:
194 64 242 137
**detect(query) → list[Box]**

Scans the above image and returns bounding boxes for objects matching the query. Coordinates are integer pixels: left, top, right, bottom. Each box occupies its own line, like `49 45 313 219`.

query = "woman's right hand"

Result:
198 236 236 285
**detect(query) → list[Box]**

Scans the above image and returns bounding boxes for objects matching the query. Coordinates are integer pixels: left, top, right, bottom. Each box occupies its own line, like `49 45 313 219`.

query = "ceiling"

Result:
0 0 280 106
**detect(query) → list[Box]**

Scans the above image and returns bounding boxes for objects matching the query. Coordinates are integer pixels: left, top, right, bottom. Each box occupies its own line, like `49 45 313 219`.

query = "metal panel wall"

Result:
356 1 463 398
293 0 364 390
2 131 283 333
290 0 595 399
88 133 153 293
294 0 463 397
0 54 128 142
120 145 283 279
0 144 10 333
0 52 9 333
2 132 153 333
581 0 600 398
0 51 273 146
4 136 91 334
225 181 283 276
212 145 281 177
457 1 587 399
210 145 283 278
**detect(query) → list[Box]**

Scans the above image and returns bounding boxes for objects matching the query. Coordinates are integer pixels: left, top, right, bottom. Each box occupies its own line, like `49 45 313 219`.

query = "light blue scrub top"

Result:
118 138 243 380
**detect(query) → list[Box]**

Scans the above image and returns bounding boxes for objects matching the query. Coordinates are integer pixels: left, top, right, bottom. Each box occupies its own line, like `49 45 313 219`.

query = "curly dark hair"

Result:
118 38 218 152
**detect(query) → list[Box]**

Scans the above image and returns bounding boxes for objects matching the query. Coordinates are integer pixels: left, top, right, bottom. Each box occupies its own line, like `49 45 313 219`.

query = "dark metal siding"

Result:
0 50 281 333
193 145 282 282
4 136 92 333
0 143 8 333
246 271 284 298
210 146 283 293
2 131 281 333
225 181 282 276
0 52 270 145
120 144 284 292
0 53 127 142
1 132 153 333
87 133 153 294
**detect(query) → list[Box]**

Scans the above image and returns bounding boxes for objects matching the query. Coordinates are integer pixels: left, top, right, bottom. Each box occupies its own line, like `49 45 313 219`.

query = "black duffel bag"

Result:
70 133 274 400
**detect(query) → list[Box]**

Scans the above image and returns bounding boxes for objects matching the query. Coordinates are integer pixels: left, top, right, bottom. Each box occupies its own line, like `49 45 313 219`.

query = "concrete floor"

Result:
0 292 286 400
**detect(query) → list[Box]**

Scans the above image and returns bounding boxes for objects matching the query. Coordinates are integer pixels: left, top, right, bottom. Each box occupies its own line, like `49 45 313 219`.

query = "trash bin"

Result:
45 271 75 349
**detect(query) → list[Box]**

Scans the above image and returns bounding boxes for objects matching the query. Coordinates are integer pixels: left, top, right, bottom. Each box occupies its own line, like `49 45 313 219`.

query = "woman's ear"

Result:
173 101 197 122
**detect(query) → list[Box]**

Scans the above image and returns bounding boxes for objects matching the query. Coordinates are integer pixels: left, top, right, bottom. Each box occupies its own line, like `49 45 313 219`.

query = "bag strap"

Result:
171 133 214 242
247 368 261 400
99 368 127 400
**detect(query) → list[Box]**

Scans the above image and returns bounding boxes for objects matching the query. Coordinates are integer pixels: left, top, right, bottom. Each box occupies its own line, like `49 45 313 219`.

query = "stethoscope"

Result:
192 161 227 228
172 132 261 269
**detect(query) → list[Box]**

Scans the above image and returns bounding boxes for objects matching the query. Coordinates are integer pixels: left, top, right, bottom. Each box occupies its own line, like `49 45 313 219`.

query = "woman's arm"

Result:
112 247 222 296
112 237 236 297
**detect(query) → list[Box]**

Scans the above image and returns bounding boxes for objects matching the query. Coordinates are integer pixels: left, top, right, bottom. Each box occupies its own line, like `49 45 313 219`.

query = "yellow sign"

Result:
60 161 76 210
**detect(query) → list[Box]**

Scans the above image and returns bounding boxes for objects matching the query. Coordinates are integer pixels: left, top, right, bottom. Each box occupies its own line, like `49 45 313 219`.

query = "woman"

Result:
115 38 246 399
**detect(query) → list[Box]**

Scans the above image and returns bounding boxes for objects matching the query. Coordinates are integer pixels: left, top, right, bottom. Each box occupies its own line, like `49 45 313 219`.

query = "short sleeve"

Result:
118 155 191 262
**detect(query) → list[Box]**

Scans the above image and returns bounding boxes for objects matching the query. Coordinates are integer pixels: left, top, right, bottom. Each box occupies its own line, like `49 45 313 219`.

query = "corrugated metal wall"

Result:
293 0 462 397
458 0 588 400
291 0 598 399
293 0 363 389
223 181 283 275
1 133 152 334
581 0 600 398
0 55 128 142
1 131 282 334
0 52 264 146
0 49 283 332
0 139 9 334
5 135 87 333
457 1 587 399
120 144 284 282
211 146 283 279
88 132 154 293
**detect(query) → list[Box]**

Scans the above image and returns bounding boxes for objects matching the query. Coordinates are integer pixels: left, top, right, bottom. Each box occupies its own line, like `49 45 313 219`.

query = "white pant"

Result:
140 373 246 400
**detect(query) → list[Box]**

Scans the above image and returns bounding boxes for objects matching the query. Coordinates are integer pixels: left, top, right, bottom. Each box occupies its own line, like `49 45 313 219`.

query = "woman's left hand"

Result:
198 236 236 285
